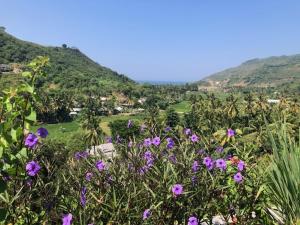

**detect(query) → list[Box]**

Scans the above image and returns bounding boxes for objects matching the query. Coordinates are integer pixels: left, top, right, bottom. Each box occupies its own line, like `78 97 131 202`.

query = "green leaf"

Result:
0 180 7 193
236 128 243 135
18 83 34 94
11 129 17 142
142 182 156 198
0 146 3 158
25 109 36 122
22 71 32 78
0 208 7 222
16 148 27 160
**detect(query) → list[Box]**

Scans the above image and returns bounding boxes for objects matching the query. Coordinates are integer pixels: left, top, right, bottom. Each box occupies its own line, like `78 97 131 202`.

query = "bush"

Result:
165 108 180 127
267 124 300 224
109 119 140 140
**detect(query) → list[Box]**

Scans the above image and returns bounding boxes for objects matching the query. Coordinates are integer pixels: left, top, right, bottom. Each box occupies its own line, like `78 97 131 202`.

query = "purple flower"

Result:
26 178 33 187
128 163 134 171
116 135 122 143
184 128 191 135
197 149 205 155
25 133 38 149
146 158 154 167
188 216 198 225
80 186 87 207
166 138 175 149
128 141 133 148
140 124 147 132
169 154 177 164
143 209 151 220
152 136 161 146
74 151 89 160
192 161 200 172
234 172 243 183
2 173 11 182
26 161 41 176
36 127 48 138
226 153 233 160
216 159 227 171
237 160 245 171
127 120 133 128
164 126 171 132
105 136 112 143
107 175 113 183
227 128 235 137
144 150 152 160
216 146 224 153
191 175 197 186
203 157 214 170
172 184 183 196
62 213 72 225
139 165 149 175
96 160 105 171
85 172 93 181
190 134 199 143
144 138 152 147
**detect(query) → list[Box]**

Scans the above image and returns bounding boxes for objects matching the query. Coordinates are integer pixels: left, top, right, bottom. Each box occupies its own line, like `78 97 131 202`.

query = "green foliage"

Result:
109 119 140 140
1 56 300 224
0 29 134 93
267 124 300 224
182 93 300 153
0 56 49 223
165 108 180 127
57 124 271 224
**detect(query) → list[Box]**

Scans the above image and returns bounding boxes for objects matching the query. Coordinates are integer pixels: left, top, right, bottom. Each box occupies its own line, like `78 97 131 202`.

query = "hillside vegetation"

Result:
0 28 134 92
199 55 300 90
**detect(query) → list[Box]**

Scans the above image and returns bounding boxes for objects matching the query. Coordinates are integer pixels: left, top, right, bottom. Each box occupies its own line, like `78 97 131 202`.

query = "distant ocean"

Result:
137 80 187 85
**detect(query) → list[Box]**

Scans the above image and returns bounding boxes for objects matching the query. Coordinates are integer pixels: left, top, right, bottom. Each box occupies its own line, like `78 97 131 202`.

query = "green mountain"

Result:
0 28 135 92
199 54 300 90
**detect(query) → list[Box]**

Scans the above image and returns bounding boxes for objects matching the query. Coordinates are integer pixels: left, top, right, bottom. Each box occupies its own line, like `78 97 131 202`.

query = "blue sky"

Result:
1 1 300 82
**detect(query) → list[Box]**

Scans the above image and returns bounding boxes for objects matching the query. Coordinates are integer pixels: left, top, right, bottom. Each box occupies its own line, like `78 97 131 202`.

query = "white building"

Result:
267 99 280 104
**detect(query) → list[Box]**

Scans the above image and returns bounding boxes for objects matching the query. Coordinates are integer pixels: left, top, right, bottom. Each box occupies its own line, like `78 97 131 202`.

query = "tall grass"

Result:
267 123 300 224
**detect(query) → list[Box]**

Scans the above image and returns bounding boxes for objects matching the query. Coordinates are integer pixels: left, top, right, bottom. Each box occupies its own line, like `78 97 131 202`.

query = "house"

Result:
138 97 147 104
100 97 108 102
267 99 280 104
114 106 123 113
72 108 82 112
69 111 78 116
69 108 82 117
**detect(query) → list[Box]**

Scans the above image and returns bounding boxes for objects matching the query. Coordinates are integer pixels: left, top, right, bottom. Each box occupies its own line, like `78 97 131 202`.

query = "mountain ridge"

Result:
198 54 300 90
0 28 135 92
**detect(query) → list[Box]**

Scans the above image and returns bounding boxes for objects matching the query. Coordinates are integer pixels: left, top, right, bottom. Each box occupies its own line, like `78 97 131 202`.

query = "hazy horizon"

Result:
1 1 300 82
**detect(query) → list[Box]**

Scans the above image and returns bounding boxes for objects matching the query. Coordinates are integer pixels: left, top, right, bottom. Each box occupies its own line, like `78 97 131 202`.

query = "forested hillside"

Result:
0 28 134 92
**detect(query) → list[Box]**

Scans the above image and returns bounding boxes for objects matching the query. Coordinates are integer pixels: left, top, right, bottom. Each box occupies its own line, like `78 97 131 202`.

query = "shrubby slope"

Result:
199 55 300 90
0 28 135 91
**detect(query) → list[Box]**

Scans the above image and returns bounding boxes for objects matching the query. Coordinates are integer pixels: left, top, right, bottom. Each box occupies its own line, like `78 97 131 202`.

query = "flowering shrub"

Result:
58 126 271 224
3 57 299 224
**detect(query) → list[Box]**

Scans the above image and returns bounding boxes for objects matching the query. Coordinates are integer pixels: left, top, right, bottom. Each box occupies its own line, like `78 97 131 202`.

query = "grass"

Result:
32 100 190 142
32 121 80 140
32 113 145 140
170 101 191 113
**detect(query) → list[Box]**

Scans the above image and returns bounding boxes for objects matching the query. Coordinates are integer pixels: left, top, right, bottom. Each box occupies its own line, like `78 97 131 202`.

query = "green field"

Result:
32 113 145 140
32 101 191 142
170 101 191 113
